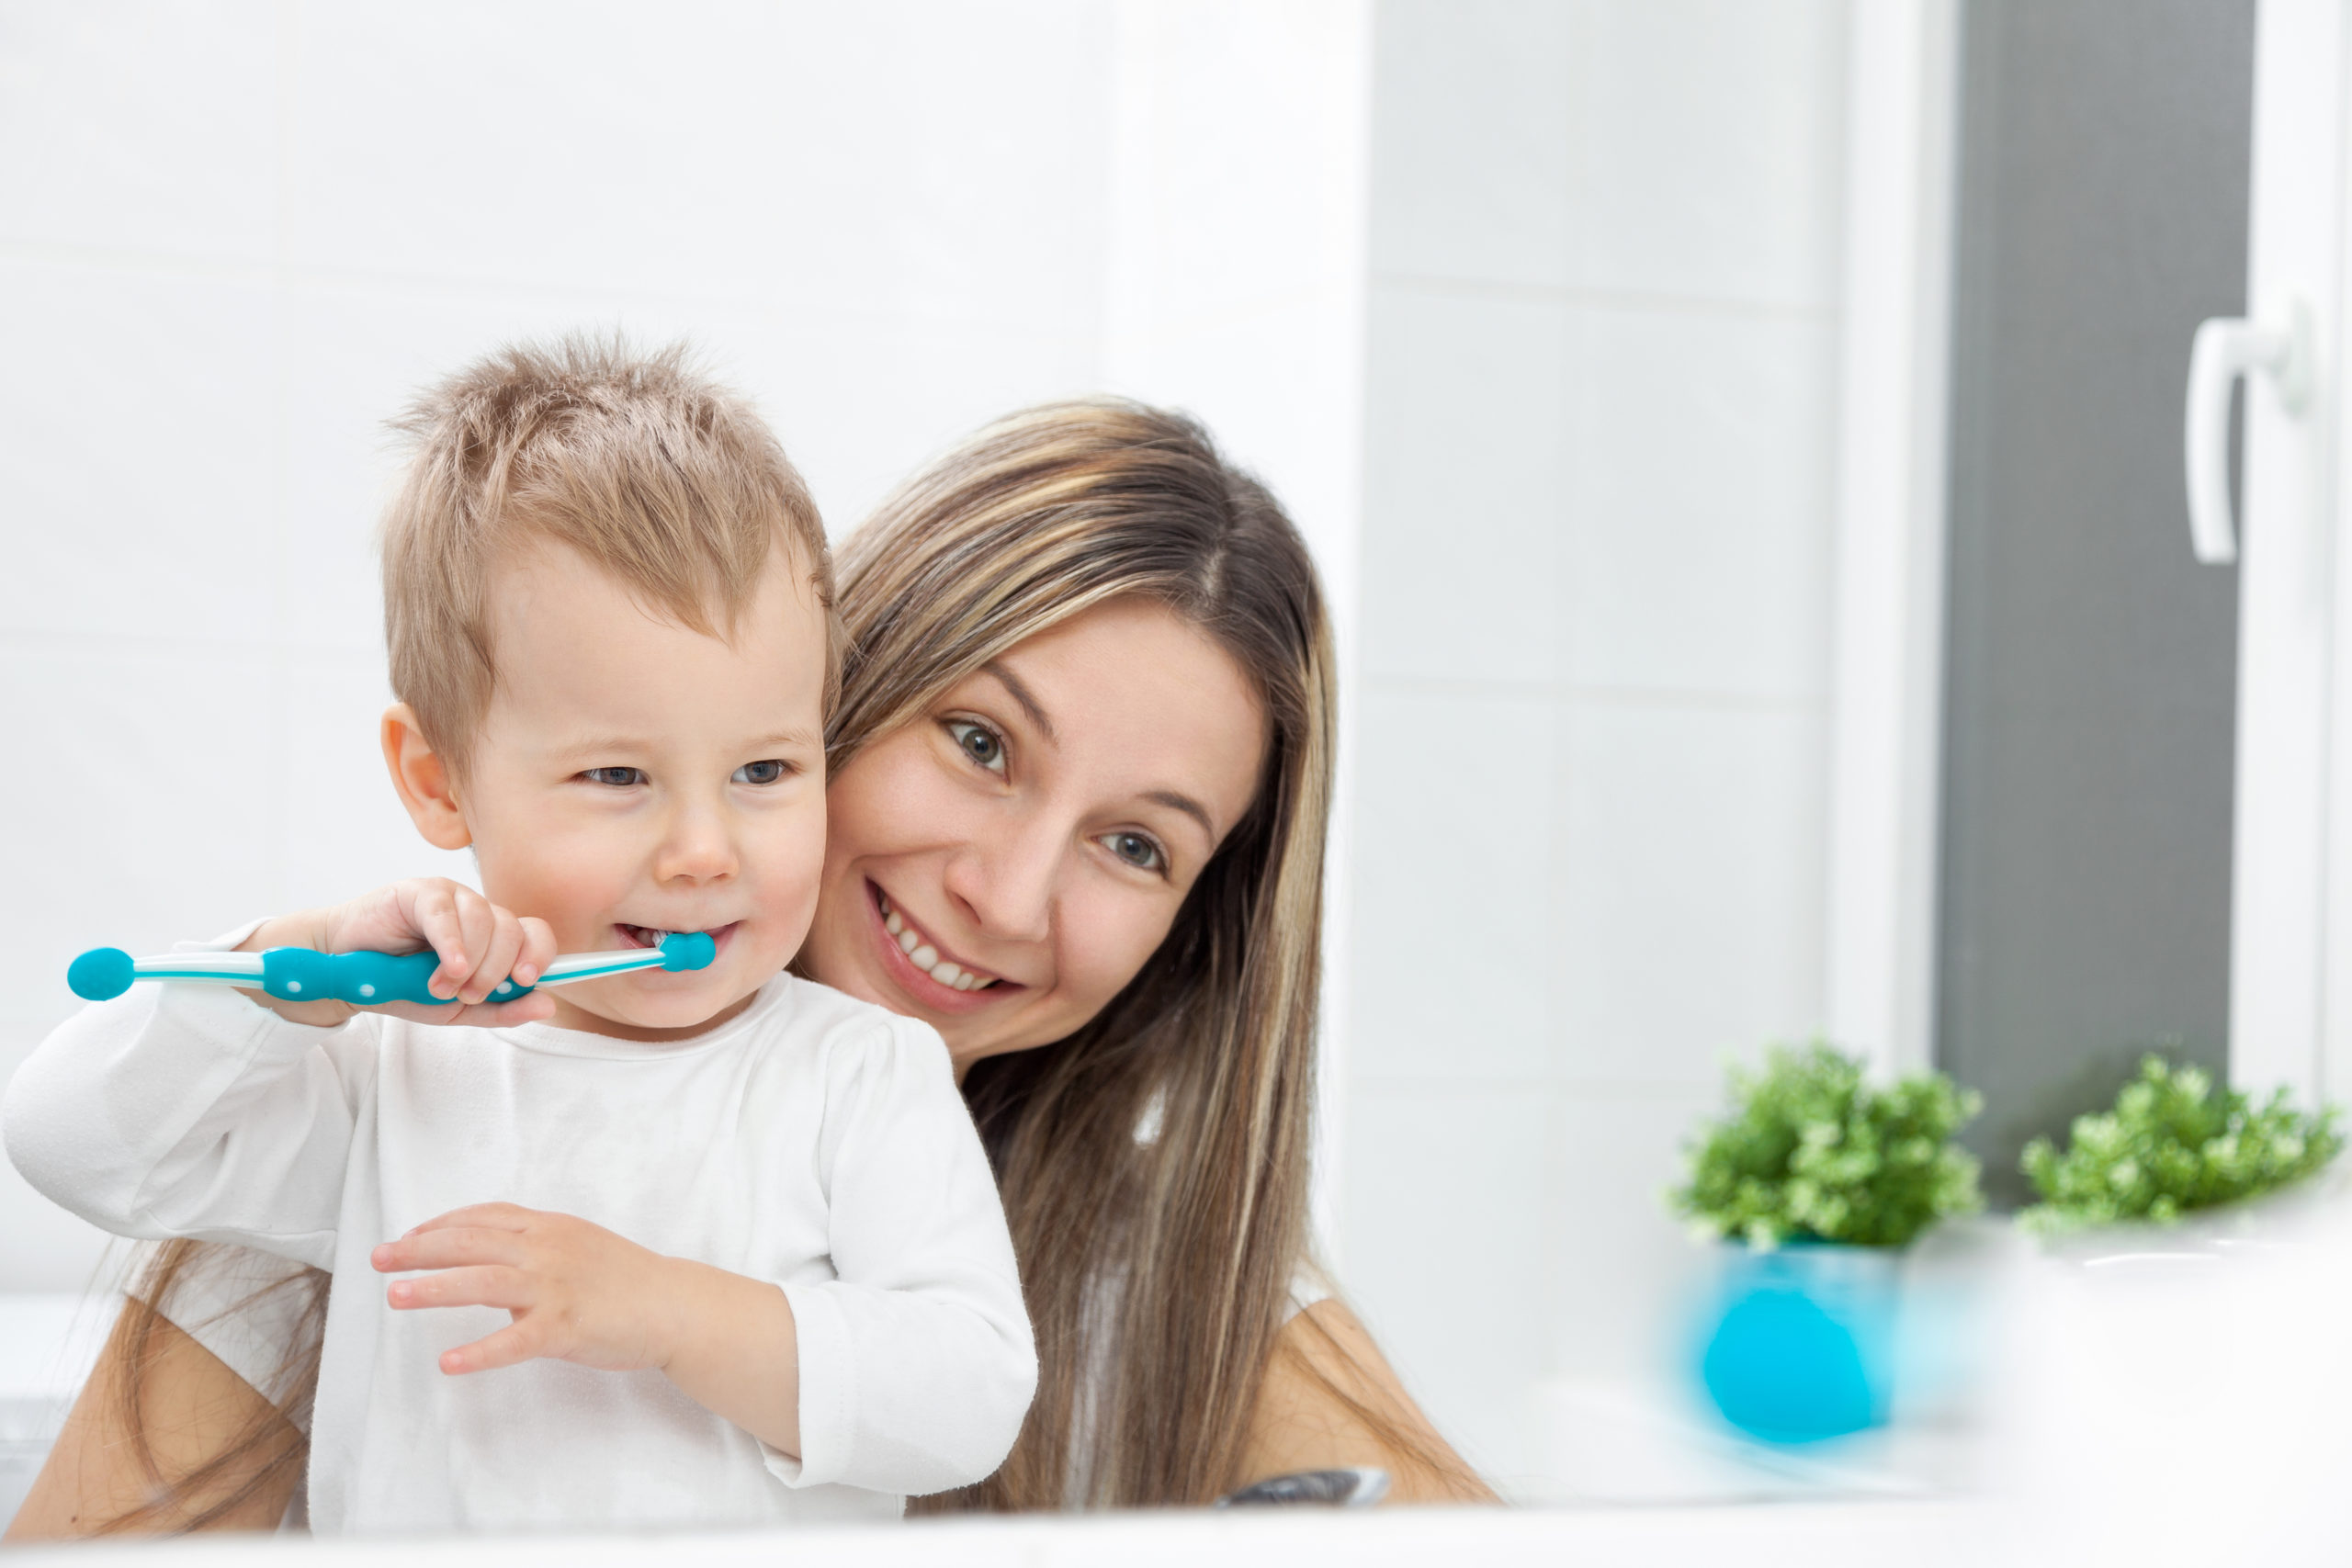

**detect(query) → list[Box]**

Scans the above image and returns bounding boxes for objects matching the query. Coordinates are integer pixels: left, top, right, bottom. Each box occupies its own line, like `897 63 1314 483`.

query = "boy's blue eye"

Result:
733 759 788 785
582 767 646 787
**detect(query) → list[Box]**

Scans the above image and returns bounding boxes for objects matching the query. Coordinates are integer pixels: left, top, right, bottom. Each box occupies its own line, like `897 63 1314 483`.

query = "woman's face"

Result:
800 598 1269 1077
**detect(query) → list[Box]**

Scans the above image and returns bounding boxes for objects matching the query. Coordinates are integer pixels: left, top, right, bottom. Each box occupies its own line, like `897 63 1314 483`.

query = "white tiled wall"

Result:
0 0 1369 1292
1342 0 1849 1491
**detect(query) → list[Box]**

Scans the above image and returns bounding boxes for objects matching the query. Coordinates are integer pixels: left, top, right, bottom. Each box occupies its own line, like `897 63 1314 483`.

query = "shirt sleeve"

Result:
3 974 377 1272
767 1015 1037 1496
141 1241 327 1431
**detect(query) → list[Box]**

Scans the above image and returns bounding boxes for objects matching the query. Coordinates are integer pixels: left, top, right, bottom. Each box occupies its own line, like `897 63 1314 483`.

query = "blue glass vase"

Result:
1697 1241 1901 1443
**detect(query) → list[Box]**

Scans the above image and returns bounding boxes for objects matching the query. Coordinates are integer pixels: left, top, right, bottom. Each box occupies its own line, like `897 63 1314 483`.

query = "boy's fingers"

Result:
420 886 492 994
441 1322 542 1376
406 1202 537 1235
387 1265 533 1312
368 994 531 1028
515 918 558 987
450 892 498 987
373 1225 525 1271
464 912 526 1005
442 992 555 1030
410 886 471 998
333 880 544 1004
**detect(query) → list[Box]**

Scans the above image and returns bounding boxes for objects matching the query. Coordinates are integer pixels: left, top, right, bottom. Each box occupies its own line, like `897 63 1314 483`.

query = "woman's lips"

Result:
865 881 1013 1014
877 892 1001 991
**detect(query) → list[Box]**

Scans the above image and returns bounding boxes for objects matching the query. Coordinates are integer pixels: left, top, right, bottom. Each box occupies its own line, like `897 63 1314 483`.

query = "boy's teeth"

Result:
876 891 998 991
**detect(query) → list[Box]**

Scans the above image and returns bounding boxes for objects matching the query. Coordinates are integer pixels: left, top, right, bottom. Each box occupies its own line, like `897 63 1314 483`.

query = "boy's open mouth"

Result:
616 922 736 953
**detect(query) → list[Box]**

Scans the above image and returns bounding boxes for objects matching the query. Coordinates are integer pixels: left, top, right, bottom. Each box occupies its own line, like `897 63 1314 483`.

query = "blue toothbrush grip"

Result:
258 948 537 1007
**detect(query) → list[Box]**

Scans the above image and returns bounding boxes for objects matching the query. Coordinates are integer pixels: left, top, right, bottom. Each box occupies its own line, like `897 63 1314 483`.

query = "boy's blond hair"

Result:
381 335 835 778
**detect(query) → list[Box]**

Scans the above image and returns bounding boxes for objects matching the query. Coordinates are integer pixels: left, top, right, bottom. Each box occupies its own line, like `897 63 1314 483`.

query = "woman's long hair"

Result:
95 398 1430 1527
92 1240 322 1532
829 400 1333 1508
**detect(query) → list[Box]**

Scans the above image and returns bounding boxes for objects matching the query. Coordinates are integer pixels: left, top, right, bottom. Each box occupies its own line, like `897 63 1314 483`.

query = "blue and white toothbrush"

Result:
65 931 717 1007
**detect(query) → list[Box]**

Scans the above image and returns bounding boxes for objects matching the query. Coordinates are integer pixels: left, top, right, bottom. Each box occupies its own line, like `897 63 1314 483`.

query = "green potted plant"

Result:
1669 1043 1984 1442
2018 1055 2343 1235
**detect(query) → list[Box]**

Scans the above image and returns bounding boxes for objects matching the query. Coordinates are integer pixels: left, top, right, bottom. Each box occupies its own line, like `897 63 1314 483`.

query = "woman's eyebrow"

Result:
1146 789 1217 843
979 660 1057 744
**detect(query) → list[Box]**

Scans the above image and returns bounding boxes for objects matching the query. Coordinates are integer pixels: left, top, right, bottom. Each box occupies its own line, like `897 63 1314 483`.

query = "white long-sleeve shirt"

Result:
3 958 1036 1534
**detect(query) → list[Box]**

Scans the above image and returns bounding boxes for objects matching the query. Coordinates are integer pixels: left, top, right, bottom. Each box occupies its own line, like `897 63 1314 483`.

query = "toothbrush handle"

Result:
256 948 537 1008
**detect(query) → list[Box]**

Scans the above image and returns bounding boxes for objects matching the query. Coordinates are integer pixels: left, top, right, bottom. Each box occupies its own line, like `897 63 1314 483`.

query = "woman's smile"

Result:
863 879 1020 1015
876 888 1003 991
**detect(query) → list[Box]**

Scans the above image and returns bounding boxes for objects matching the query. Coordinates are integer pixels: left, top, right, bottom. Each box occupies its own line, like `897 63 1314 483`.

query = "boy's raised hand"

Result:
235 878 559 1028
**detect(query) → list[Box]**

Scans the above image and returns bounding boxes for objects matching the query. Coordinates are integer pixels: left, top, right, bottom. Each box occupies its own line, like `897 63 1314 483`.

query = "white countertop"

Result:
9 1497 1993 1567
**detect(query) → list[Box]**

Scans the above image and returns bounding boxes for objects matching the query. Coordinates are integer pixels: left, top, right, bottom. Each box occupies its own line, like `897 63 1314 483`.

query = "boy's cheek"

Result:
471 826 636 952
752 801 830 955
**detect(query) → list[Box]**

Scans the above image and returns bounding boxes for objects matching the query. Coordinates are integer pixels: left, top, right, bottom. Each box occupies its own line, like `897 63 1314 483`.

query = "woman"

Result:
7 399 1489 1538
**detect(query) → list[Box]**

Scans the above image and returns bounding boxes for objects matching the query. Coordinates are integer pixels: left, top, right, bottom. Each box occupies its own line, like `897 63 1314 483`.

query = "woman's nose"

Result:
944 813 1059 944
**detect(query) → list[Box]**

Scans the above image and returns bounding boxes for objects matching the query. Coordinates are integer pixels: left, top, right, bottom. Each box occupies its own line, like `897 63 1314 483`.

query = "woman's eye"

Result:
582 767 646 787
1102 831 1165 873
946 720 1006 774
733 759 789 785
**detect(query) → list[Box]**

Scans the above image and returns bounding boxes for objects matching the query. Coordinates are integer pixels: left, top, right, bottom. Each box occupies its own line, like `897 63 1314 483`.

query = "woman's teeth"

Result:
878 894 998 992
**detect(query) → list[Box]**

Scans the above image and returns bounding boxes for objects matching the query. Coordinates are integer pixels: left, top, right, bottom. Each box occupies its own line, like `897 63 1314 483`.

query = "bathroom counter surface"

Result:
11 1495 1994 1567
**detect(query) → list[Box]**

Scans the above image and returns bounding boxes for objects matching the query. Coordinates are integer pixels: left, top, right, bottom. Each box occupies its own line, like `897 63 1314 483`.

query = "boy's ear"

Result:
381 705 472 851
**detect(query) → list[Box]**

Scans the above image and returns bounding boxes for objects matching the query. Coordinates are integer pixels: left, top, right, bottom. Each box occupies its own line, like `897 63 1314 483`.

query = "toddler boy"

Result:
4 339 1035 1532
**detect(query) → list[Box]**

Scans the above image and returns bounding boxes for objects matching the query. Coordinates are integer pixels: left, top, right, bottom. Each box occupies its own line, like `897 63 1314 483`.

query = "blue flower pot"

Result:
1696 1241 1901 1443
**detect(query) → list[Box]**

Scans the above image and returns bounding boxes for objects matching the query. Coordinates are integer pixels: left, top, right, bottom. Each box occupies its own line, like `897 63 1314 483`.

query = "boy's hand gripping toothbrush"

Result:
65 932 717 1007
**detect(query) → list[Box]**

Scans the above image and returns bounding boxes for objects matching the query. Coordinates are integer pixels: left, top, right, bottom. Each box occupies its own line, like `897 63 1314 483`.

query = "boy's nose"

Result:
656 805 737 882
